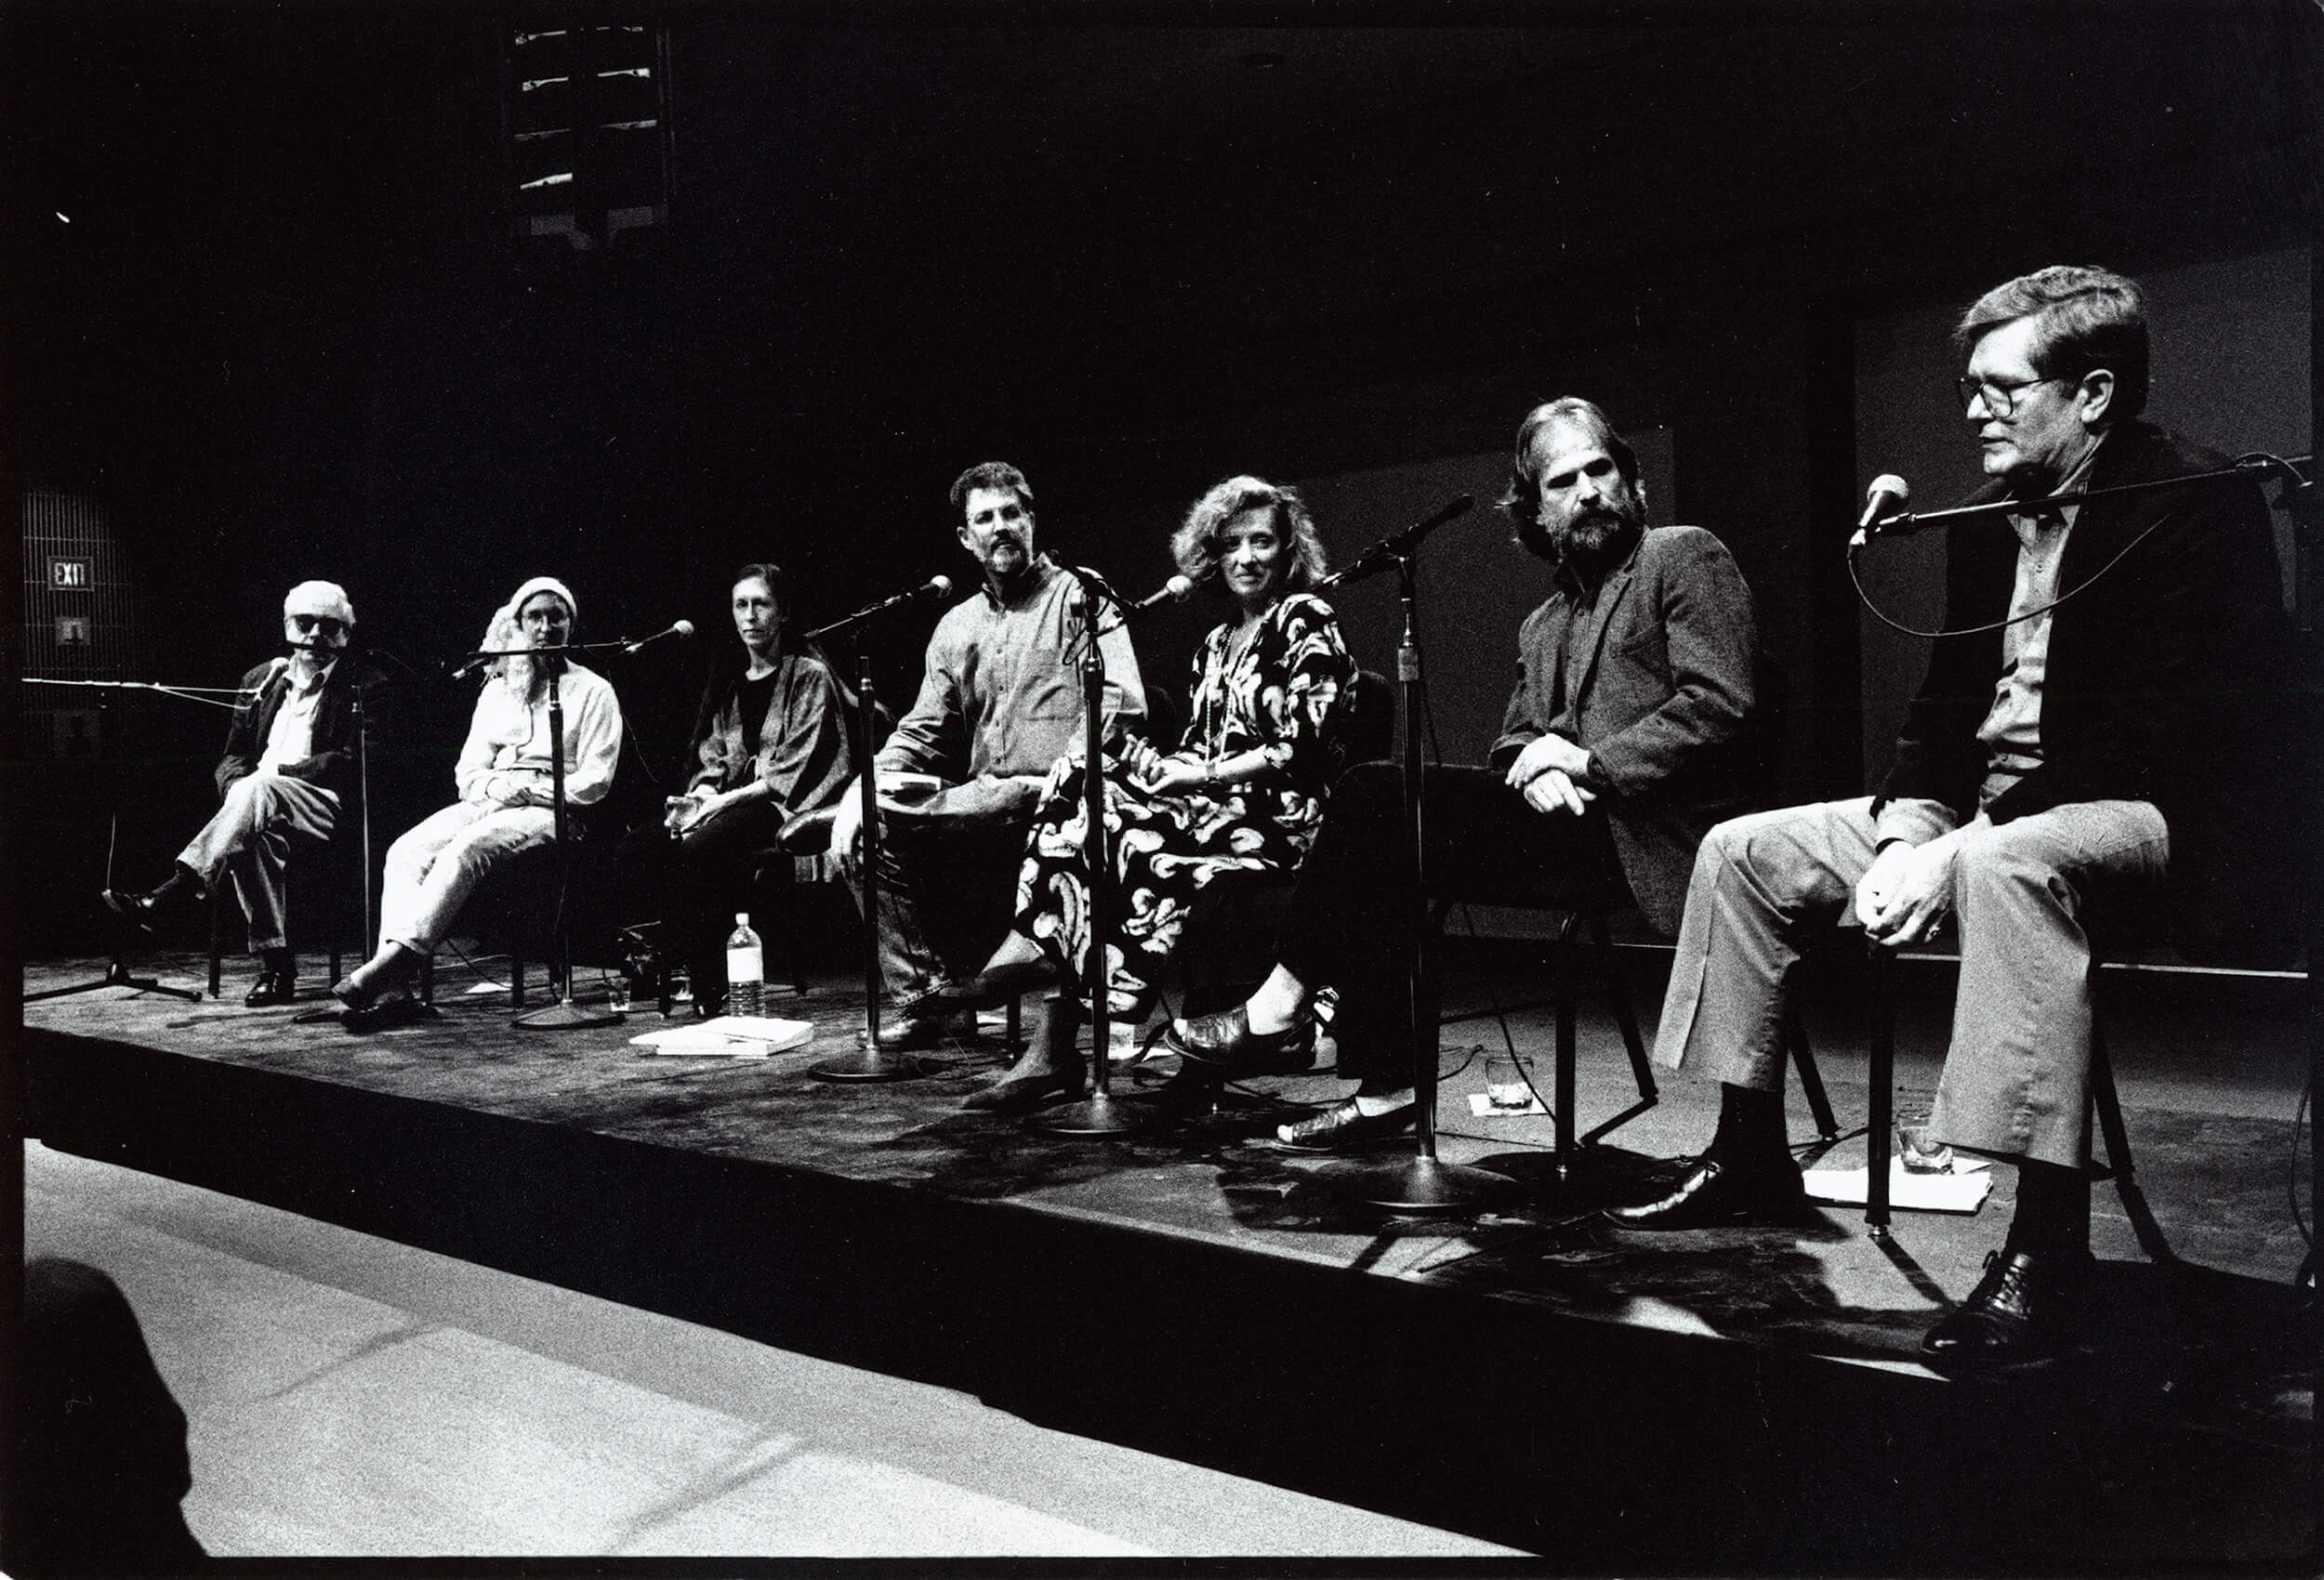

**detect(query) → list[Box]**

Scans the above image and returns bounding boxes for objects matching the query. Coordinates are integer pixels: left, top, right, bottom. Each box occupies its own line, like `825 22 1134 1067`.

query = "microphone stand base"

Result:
25 957 203 1005
1323 1153 1520 1215
1024 1091 1159 1137
514 997 624 1031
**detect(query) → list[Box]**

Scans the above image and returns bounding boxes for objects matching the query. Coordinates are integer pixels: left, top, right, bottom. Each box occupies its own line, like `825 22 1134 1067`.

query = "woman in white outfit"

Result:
337 575 624 1012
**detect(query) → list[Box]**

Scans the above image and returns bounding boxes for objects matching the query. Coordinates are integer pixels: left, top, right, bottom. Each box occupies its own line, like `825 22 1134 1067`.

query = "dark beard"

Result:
1549 507 1644 579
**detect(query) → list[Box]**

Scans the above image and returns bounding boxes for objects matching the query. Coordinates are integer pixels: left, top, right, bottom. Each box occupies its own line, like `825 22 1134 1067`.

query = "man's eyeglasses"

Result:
1954 375 2068 417
289 614 348 637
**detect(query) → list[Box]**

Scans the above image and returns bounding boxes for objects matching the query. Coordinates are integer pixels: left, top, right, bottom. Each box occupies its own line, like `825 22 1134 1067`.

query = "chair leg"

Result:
1865 940 1895 1237
207 889 227 998
510 954 526 1009
417 952 435 1007
1552 913 1580 1177
2088 1016 2135 1186
1785 1009 1841 1141
1591 914 1657 1107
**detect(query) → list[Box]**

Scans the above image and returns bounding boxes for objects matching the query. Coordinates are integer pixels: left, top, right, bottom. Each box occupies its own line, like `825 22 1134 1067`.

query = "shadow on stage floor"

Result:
20 950 2317 1572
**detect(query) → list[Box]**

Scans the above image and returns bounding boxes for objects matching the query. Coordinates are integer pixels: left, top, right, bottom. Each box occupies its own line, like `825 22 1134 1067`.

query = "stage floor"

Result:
20 946 2318 1568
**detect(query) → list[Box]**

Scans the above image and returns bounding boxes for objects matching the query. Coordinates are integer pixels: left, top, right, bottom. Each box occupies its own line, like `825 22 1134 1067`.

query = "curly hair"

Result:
1498 398 1644 560
1170 476 1329 592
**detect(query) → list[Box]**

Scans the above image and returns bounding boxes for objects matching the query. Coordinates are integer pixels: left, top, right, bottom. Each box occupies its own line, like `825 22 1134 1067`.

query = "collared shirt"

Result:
1973 441 2098 808
257 657 338 774
1872 442 2100 848
877 557 1147 782
453 662 624 807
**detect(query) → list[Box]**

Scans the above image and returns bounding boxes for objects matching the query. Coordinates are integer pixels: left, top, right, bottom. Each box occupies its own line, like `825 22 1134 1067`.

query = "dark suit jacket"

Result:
1491 524 1765 934
1873 420 2298 961
216 652 393 807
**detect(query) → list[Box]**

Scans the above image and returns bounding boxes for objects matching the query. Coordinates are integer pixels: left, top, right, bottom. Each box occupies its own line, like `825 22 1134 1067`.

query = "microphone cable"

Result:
1850 450 2307 641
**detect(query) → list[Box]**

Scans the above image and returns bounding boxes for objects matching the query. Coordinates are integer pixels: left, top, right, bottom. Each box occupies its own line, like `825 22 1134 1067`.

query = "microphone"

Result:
623 618 697 654
920 574 955 601
1849 474 1913 547
1131 573 1200 613
246 655 291 695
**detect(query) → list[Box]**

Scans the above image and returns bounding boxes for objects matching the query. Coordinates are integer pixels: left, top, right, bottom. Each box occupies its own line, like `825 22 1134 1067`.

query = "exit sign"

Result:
47 557 91 589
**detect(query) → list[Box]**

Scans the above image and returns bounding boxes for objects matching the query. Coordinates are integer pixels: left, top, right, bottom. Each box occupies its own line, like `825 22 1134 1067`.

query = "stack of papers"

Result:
629 1015 815 1058
1803 1157 1993 1214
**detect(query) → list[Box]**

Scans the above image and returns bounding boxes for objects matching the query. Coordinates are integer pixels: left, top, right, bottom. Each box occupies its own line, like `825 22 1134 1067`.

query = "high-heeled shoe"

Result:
1274 1097 1416 1152
926 954 1059 1011
1164 1005 1317 1076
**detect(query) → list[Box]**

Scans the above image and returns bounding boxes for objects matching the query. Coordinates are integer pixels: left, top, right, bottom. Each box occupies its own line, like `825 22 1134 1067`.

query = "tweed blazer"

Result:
1491 524 1765 934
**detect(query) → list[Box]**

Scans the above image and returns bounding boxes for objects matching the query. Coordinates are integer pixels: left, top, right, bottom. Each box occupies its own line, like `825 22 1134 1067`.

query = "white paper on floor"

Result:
1802 1157 1993 1213
630 1016 814 1057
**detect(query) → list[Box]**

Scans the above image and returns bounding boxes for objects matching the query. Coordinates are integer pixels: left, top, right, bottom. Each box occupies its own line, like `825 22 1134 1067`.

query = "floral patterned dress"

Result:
1012 590 1359 1017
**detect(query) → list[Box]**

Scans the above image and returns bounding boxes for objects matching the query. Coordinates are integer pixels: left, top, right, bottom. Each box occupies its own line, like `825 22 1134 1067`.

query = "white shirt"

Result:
453 662 624 807
257 658 337 775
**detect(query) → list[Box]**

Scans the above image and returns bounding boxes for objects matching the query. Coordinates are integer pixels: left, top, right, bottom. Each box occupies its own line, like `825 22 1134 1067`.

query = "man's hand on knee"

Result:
1856 831 1962 947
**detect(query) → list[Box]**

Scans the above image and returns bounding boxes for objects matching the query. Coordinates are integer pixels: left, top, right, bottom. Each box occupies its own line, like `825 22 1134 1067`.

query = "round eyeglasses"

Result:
1954 375 2067 417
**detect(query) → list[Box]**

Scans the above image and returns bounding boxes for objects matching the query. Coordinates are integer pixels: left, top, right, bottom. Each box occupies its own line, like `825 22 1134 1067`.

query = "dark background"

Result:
6 0 2318 951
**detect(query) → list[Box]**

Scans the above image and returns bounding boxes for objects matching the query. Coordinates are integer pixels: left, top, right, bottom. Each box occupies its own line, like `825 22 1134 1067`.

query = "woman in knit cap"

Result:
337 576 623 1012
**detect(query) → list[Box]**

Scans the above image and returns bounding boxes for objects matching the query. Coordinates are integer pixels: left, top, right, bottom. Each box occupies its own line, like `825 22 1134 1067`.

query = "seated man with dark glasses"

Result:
104 580 392 1007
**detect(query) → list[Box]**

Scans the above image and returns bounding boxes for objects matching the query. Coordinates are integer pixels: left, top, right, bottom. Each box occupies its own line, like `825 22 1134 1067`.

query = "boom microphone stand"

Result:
1326 550 1516 1212
1306 495 1516 1212
1029 568 1156 1137
793 579 951 1082
23 677 243 1004
454 639 635 1031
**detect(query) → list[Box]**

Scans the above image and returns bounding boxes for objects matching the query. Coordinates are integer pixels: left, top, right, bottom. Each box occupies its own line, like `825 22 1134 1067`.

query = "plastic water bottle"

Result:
724 914 764 1018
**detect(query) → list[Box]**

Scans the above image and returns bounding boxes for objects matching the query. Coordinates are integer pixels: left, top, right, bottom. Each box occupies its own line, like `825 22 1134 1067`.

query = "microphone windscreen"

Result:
672 619 696 638
1168 574 1195 599
928 575 955 598
1868 473 1909 505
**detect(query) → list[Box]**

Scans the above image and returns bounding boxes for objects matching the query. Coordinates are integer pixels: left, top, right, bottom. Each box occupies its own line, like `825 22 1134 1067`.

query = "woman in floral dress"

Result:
944 475 1359 1110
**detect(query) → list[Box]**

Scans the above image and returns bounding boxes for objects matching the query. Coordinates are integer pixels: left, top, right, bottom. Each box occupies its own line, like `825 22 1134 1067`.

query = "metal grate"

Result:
21 489 135 757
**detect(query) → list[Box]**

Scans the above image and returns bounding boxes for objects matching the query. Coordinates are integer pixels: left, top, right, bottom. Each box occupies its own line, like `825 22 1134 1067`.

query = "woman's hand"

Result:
1141 757 1211 796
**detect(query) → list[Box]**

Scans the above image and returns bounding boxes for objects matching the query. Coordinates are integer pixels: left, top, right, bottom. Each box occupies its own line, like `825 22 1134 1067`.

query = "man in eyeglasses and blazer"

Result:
103 579 393 1007
1611 266 2298 1372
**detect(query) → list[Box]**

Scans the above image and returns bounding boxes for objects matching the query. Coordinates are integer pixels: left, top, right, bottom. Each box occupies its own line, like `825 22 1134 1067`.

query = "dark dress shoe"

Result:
960 1067 1083 1113
926 955 1058 1011
1603 1152 1807 1230
1274 1097 1417 1152
1165 1006 1317 1076
244 969 297 1008
868 1014 952 1051
101 888 165 931
1921 1246 2090 1372
340 989 422 1033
